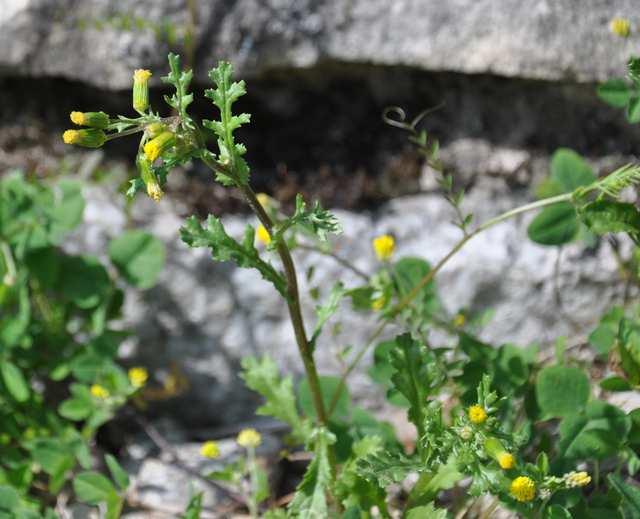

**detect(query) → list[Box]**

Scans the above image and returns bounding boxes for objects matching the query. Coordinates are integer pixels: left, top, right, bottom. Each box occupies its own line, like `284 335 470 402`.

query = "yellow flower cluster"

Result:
128 367 148 388
90 384 109 399
610 17 631 37
200 440 220 459
133 69 152 112
256 224 272 246
144 131 175 162
372 234 395 261
468 405 487 424
497 452 515 470
510 476 536 502
237 428 261 448
564 471 591 488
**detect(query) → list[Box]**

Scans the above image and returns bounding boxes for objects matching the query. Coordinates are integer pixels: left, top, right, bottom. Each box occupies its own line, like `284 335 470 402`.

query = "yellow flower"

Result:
371 296 386 311
256 224 272 246
62 129 106 148
70 111 109 129
90 384 109 399
468 405 487 424
497 452 515 470
200 440 220 459
610 17 631 37
510 476 536 502
237 428 261 448
143 131 175 162
372 234 395 261
256 193 271 209
564 471 591 488
453 313 465 327
133 69 152 112
128 367 148 389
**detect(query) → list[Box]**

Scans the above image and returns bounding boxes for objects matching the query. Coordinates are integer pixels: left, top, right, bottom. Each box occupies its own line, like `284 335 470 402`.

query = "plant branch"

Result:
328 192 572 414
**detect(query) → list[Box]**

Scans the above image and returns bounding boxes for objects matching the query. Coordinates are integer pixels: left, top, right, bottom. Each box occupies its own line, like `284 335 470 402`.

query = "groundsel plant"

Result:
63 53 640 517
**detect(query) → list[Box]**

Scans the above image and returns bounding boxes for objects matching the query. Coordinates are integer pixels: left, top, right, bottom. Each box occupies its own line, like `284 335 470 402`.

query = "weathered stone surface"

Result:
0 0 636 89
65 145 630 428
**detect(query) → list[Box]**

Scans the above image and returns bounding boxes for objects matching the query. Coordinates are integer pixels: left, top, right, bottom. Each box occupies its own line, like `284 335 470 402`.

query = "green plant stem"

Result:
197 152 336 477
328 192 572 415
247 446 259 518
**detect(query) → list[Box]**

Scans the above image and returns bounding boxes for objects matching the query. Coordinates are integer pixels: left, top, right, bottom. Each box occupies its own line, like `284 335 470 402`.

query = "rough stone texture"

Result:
0 0 637 89
64 146 631 429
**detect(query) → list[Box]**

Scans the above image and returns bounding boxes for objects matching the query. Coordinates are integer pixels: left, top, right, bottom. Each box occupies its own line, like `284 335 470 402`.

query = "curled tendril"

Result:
382 103 445 133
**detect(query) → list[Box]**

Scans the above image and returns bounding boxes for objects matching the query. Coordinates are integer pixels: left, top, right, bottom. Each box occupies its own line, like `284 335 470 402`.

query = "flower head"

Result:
62 129 106 148
200 440 220 459
468 404 487 424
453 313 466 327
497 452 515 470
70 111 109 129
371 296 387 311
610 17 631 37
372 234 395 261
143 131 175 162
256 224 272 246
133 69 152 112
564 471 591 488
256 193 271 209
128 367 148 389
237 428 261 448
510 476 536 502
90 384 109 399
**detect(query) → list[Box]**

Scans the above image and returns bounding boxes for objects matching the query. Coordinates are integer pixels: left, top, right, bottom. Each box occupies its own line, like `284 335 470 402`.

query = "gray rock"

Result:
0 0 636 89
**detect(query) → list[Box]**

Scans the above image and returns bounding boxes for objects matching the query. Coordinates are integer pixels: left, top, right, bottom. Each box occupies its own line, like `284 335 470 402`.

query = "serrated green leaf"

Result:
180 216 286 297
108 230 165 289
240 356 305 441
288 428 335 518
580 200 640 242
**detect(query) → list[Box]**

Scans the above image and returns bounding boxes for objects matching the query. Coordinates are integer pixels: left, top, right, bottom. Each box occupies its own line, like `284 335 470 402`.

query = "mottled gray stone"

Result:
0 0 637 89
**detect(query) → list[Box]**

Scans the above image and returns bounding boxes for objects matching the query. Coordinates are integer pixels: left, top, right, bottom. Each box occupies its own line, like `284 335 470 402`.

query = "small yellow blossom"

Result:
237 428 261 448
510 476 536 502
143 131 175 162
200 440 221 459
453 313 465 327
371 296 386 311
256 193 271 209
610 17 631 38
468 405 487 424
372 234 395 261
90 384 109 399
564 471 591 488
62 128 106 148
128 367 149 388
497 452 515 470
70 111 109 129
133 69 152 112
256 224 272 246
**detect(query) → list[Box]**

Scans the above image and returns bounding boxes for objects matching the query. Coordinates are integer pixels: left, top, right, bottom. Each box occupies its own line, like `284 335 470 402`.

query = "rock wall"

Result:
1 0 637 88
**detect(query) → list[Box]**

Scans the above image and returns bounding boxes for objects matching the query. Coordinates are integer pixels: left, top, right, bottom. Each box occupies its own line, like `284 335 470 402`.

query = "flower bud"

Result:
146 122 166 138
137 154 164 201
484 437 515 469
70 111 110 129
62 129 106 148
133 69 152 112
143 131 175 162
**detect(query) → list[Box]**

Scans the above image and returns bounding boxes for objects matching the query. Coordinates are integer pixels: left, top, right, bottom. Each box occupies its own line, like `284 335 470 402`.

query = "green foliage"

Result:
108 230 166 289
289 428 336 518
527 203 579 245
180 215 287 297
241 356 306 441
536 365 590 418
